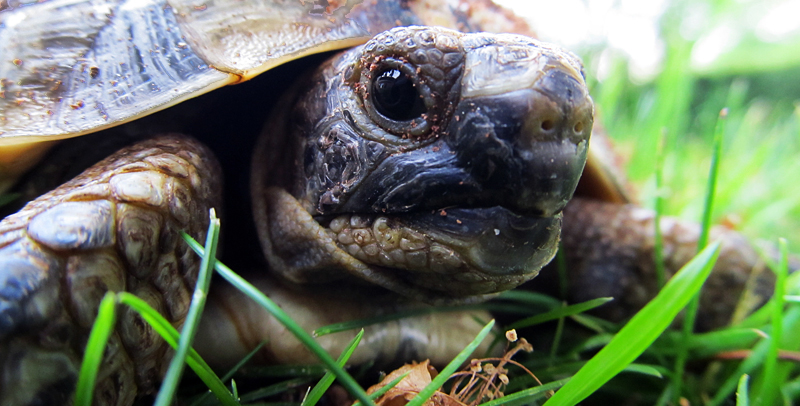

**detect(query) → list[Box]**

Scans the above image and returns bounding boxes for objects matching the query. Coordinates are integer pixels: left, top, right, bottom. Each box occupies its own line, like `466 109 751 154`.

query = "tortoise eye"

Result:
371 68 426 121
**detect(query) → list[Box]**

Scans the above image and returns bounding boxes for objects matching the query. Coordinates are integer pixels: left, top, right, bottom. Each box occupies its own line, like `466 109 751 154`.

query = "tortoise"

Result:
0 0 775 404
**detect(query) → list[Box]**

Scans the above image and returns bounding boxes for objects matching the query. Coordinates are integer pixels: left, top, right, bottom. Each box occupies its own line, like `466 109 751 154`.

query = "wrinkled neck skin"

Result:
252 27 593 305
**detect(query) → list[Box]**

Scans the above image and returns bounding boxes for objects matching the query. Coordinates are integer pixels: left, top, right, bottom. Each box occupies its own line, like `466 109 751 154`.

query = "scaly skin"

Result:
539 198 775 332
0 135 220 405
0 24 781 406
195 277 495 369
0 27 593 405
253 27 592 304
0 132 497 405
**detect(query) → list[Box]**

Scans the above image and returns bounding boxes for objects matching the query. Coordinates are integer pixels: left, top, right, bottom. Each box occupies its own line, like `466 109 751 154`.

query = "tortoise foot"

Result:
0 135 221 406
542 198 778 331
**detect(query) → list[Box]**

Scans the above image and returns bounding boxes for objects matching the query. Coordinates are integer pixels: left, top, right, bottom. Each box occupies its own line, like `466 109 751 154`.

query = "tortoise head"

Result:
252 26 593 304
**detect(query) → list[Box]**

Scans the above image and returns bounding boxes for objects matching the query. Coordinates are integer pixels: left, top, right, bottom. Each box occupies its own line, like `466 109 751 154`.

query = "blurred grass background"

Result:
499 0 800 251
70 2 800 404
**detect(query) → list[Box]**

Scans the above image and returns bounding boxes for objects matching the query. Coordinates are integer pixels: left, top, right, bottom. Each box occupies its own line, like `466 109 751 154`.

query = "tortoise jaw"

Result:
257 185 560 303
318 205 561 298
256 187 553 304
388 206 562 276
253 27 593 303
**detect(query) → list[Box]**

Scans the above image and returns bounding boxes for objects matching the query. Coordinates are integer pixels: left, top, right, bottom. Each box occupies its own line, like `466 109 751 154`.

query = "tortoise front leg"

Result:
195 276 494 369
545 197 777 331
0 135 220 406
0 134 494 406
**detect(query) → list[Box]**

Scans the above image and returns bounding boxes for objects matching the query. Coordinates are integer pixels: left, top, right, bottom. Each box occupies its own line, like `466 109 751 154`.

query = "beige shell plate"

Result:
0 0 419 145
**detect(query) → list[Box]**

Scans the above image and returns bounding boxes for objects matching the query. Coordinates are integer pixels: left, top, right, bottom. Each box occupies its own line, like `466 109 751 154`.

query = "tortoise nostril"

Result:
574 121 584 133
541 120 555 131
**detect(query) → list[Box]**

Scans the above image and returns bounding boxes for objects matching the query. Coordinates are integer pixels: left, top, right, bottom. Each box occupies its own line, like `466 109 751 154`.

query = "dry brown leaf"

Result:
364 360 466 406
359 336 540 406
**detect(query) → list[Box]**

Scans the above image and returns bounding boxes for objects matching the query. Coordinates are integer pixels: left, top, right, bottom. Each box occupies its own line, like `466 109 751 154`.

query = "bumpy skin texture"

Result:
0 21 780 406
0 26 593 405
545 198 775 331
254 27 593 303
196 276 496 369
0 135 220 405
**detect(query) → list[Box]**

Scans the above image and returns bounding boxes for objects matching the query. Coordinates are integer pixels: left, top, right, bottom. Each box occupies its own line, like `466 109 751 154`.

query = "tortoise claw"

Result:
0 238 63 340
0 135 221 406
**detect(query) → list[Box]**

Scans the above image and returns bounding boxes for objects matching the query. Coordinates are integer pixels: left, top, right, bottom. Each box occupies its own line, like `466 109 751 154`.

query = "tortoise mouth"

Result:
251 27 593 304
316 205 561 299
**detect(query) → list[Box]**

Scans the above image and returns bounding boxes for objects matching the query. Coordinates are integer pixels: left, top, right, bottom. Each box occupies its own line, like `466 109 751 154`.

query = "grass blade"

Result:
623 363 664 378
543 242 721 406
351 371 411 406
497 290 563 308
238 377 314 403
737 374 750 406
221 341 266 382
182 234 376 406
0 192 19 209
302 330 364 406
235 364 328 378
698 108 727 257
155 210 221 406
784 375 800 400
479 377 570 406
753 238 789 405
549 307 567 366
506 297 613 330
117 292 238 406
708 306 800 406
708 337 771 406
190 342 267 406
654 128 667 289
74 292 118 406
314 306 484 337
673 107 728 402
405 319 496 406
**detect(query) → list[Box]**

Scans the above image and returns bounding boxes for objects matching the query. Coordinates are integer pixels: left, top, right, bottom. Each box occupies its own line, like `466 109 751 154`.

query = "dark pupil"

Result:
372 68 426 121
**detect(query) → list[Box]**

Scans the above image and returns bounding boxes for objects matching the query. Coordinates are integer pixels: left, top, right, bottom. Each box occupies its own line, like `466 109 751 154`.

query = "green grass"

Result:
77 118 797 406
74 209 794 405
72 1 800 404
584 1 800 249
574 1 800 403
74 243 718 405
583 2 799 403
544 243 721 406
155 209 221 406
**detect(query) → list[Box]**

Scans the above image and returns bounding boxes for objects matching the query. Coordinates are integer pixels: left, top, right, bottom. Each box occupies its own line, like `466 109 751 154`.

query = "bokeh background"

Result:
501 0 800 251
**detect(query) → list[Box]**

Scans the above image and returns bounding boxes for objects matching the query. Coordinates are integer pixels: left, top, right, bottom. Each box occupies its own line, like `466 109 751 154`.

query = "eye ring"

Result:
359 58 434 139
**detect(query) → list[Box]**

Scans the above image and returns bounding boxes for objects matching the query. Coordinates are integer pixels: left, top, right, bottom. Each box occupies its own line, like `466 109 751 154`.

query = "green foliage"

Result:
74 293 118 406
737 374 750 406
156 210 221 406
0 192 19 209
405 320 496 406
75 1 800 404
183 235 377 406
543 243 720 406
584 1 800 247
75 213 238 406
573 1 800 403
506 297 613 330
302 330 364 406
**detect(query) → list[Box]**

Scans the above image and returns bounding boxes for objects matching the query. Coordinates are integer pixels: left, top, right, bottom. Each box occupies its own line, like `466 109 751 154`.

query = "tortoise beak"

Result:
447 43 594 217
258 29 594 301
334 37 593 218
